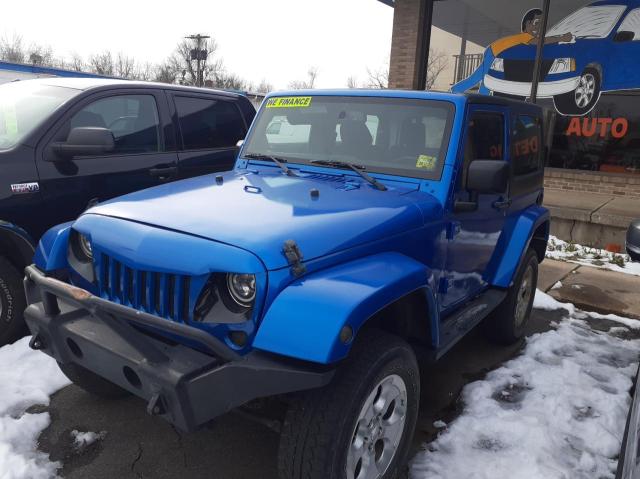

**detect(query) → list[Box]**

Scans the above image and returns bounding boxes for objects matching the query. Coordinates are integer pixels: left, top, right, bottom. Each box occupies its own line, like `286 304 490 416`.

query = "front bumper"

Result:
484 74 580 98
23 265 333 432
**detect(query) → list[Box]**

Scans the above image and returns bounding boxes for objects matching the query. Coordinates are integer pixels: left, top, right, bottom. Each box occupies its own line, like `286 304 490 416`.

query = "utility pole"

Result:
185 34 210 87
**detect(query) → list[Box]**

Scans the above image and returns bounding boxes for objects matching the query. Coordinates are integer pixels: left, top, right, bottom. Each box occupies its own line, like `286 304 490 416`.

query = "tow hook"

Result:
147 392 167 416
29 334 45 350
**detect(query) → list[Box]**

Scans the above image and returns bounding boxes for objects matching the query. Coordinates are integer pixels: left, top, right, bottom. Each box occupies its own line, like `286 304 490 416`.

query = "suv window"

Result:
174 96 246 150
512 115 542 176
70 95 160 154
460 112 504 187
618 8 640 39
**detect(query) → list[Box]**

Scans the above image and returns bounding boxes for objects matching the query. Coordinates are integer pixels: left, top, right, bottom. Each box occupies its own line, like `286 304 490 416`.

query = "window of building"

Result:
70 95 160 154
174 97 246 150
513 115 542 176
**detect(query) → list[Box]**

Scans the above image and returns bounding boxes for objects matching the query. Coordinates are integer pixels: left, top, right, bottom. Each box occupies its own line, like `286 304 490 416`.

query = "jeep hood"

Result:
88 169 442 270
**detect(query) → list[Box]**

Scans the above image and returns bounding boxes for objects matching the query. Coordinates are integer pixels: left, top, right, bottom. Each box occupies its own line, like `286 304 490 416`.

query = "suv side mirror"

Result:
627 220 640 262
614 30 635 42
467 160 509 194
51 127 115 159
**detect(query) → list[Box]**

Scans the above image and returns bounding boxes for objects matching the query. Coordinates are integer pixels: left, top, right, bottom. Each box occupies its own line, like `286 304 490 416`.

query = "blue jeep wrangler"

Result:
23 90 549 479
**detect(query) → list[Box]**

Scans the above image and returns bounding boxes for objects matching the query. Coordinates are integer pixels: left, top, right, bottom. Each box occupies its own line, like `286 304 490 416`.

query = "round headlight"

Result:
226 273 256 307
72 231 93 262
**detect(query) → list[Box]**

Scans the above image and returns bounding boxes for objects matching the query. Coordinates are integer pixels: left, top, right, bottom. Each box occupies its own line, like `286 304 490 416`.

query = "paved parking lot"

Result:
33 309 565 479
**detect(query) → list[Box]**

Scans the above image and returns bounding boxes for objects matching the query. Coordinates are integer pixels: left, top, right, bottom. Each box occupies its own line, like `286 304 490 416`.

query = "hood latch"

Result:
283 240 306 277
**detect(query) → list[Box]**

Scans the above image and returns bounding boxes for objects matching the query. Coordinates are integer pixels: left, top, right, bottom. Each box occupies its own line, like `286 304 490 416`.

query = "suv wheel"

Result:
58 362 130 399
484 249 538 345
0 257 27 346
553 68 601 116
278 330 419 479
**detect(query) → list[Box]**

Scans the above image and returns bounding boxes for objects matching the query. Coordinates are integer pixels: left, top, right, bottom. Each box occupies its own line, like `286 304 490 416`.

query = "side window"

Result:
512 115 542 176
460 112 504 187
174 96 246 150
70 95 160 154
618 9 640 39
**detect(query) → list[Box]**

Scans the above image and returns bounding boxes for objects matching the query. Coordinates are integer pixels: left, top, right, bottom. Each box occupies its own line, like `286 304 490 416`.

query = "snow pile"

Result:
546 235 640 276
0 337 70 479
411 293 640 479
71 430 106 450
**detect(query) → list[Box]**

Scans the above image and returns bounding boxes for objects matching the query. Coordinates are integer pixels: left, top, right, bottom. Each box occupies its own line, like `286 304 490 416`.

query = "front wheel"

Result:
553 68 601 116
278 330 420 479
0 257 27 346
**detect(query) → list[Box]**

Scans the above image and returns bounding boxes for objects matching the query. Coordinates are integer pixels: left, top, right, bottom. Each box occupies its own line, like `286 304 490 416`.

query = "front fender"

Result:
486 205 549 288
33 222 73 272
253 252 434 364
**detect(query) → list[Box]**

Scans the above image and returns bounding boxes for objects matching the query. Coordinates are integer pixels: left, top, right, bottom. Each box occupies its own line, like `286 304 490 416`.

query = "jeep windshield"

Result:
0 81 79 150
243 95 455 180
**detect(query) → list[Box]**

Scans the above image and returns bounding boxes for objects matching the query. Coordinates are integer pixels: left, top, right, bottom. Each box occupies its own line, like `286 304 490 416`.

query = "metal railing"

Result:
452 53 484 84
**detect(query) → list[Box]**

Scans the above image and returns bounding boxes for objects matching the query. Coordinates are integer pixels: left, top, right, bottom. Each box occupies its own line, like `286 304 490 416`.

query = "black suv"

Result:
0 78 255 344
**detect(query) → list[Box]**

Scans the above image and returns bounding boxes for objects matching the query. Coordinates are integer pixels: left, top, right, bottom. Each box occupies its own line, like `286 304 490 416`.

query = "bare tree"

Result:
114 53 136 78
26 44 55 66
135 62 155 82
255 79 274 94
0 35 25 63
154 62 179 84
347 76 360 89
89 51 114 76
69 53 85 72
211 72 249 90
365 66 389 89
289 67 318 89
425 49 449 90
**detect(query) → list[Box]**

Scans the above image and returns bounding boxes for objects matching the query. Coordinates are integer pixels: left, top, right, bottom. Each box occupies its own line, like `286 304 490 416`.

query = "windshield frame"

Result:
0 82 80 151
242 95 456 181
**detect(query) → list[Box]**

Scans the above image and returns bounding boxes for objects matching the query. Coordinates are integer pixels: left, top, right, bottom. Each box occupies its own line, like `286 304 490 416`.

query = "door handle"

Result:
149 166 177 179
493 198 512 210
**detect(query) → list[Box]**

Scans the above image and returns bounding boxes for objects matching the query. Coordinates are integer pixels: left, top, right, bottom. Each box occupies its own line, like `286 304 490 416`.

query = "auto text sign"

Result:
265 97 312 108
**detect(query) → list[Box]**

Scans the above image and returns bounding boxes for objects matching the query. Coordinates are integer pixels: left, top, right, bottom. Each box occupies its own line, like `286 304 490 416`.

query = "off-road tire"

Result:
278 329 420 479
0 257 27 346
58 361 130 399
484 249 538 345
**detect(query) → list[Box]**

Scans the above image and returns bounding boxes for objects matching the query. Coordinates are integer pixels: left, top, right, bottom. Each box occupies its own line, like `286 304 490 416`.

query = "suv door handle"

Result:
493 198 512 210
149 166 177 179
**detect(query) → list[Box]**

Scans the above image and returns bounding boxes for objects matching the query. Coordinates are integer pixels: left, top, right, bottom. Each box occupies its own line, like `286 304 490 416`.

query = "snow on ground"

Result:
411 290 640 479
71 430 106 451
0 337 70 479
546 235 640 276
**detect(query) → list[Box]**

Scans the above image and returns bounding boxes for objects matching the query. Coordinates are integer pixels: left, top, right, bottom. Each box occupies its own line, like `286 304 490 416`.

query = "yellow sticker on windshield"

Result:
416 155 437 170
265 96 312 108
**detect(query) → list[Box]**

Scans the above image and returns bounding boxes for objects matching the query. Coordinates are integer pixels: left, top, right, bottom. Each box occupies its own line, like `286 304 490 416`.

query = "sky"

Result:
1 0 394 90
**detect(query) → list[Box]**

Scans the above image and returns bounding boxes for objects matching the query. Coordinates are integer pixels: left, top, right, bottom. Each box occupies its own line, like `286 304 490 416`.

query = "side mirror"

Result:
614 30 635 42
627 220 640 262
467 160 509 194
51 127 115 159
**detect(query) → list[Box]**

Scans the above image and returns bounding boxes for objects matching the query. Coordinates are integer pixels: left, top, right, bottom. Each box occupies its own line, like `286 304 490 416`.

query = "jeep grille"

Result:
98 254 191 322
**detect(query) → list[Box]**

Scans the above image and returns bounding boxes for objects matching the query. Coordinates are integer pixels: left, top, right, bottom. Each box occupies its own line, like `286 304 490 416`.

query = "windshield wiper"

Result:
310 160 387 191
244 153 299 177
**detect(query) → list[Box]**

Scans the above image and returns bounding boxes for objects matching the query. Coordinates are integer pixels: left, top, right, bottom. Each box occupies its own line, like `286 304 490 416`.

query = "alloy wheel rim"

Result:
346 374 408 479
575 73 596 108
515 265 534 327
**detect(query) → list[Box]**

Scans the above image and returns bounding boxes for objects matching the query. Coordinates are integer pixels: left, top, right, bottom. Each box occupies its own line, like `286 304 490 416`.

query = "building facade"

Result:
385 0 640 198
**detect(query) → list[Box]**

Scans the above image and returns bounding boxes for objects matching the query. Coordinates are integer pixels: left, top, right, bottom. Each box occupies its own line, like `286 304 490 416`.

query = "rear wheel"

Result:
278 330 419 479
0 257 27 346
484 249 538 345
58 362 130 399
